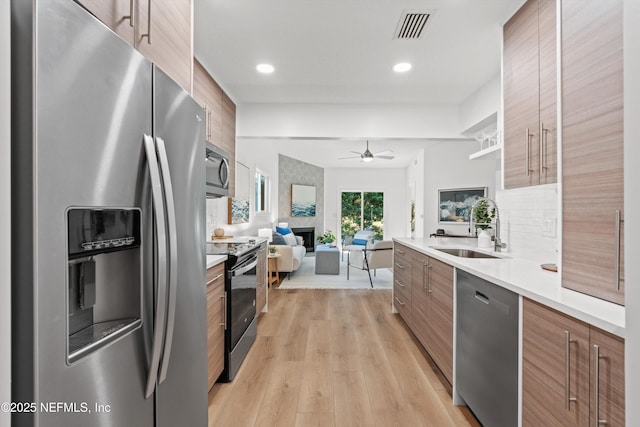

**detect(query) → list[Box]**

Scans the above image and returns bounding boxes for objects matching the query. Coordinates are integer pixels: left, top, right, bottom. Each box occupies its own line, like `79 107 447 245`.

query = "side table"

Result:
267 253 280 286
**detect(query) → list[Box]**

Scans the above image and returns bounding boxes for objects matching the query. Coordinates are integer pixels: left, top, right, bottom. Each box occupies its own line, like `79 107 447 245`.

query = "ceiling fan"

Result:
338 141 395 162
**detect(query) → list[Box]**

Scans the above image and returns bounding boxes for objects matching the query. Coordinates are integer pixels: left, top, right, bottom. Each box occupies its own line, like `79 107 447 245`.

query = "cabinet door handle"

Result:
394 296 405 306
395 262 405 270
565 331 578 410
539 121 547 175
394 280 405 288
207 273 223 286
124 0 135 27
141 0 152 44
615 210 622 290
426 262 432 293
525 128 533 176
396 248 405 254
221 291 227 330
593 344 608 426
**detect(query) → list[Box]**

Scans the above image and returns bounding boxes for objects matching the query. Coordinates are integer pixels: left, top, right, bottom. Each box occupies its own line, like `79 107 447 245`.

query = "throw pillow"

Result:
271 232 287 245
353 238 368 246
283 232 298 246
276 226 292 235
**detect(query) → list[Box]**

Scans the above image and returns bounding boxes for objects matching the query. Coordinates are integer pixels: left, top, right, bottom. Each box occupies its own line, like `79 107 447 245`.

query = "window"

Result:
255 170 270 213
341 191 384 240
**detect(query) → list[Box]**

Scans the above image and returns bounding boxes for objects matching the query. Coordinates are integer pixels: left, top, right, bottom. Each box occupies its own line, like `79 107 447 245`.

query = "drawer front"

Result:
207 262 225 289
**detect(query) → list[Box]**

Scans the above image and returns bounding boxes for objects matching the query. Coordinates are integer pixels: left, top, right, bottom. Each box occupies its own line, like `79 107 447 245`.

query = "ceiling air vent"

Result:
394 10 431 40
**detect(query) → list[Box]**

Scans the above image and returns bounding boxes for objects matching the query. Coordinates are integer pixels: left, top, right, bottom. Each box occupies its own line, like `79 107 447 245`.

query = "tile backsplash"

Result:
495 184 558 265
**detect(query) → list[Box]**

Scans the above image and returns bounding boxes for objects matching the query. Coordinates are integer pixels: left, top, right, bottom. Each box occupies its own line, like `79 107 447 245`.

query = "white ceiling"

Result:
194 0 522 167
194 0 522 105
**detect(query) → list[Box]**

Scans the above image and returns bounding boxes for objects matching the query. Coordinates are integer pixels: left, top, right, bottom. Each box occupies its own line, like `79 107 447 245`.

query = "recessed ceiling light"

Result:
393 62 412 73
256 64 275 74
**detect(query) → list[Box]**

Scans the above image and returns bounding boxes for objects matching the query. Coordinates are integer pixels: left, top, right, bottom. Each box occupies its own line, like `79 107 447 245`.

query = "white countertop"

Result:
206 236 269 245
206 254 227 269
393 237 625 338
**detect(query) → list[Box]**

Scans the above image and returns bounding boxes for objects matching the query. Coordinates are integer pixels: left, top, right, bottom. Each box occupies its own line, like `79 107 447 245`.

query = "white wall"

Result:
458 73 501 133
324 168 407 242
1 1 10 425
422 141 497 237
237 103 463 139
624 0 640 424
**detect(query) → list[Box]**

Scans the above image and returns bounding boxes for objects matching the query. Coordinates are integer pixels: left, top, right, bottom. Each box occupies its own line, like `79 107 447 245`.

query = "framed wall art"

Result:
291 184 316 217
438 187 487 224
228 197 249 224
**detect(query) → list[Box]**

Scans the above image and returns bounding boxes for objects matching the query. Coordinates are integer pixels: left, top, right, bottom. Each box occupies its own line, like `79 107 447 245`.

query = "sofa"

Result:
271 228 307 276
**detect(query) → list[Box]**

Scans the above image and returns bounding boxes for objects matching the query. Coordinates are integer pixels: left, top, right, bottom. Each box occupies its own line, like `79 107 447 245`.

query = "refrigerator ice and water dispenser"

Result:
67 208 142 364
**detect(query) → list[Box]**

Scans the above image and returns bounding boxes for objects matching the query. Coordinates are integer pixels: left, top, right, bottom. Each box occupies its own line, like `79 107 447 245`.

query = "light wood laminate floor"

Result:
208 288 479 427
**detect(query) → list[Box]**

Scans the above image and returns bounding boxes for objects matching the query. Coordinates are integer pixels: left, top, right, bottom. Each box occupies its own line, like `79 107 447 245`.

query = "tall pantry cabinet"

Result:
561 0 624 305
503 0 557 189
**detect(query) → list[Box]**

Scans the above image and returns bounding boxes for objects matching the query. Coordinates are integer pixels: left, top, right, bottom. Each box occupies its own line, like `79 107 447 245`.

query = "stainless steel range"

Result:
207 241 260 381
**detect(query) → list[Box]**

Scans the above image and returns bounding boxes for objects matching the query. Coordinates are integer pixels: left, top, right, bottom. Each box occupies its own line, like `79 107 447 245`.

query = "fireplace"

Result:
291 227 315 252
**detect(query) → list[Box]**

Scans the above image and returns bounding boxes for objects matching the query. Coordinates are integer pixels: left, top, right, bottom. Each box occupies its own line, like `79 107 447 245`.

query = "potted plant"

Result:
472 198 496 248
316 229 336 246
268 245 278 255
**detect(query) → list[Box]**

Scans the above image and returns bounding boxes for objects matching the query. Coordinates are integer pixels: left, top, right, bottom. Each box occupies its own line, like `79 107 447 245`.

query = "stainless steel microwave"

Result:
205 142 230 197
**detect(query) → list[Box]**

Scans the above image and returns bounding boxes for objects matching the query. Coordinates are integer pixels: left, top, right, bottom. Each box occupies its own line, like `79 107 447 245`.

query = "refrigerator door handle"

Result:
143 134 169 399
155 137 178 384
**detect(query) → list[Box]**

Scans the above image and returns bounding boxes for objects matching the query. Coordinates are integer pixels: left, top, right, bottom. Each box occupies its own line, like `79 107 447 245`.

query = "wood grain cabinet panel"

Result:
590 328 625 427
409 250 430 352
522 299 625 427
135 0 192 92
561 0 624 305
206 263 225 390
392 244 412 322
76 0 192 93
522 298 590 427
75 0 136 43
256 245 267 315
503 0 557 188
394 243 453 384
426 257 453 384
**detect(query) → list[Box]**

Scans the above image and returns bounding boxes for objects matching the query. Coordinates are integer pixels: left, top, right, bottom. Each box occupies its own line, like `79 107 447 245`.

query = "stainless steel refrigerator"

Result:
11 0 207 426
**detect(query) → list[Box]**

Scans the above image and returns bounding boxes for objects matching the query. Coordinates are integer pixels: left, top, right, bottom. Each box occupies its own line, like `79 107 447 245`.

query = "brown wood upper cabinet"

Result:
561 0 624 305
522 299 624 427
75 0 192 92
193 59 237 197
503 0 557 188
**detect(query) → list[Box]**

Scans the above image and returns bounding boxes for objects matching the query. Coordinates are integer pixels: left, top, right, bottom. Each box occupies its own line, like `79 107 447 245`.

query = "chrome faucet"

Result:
469 197 507 252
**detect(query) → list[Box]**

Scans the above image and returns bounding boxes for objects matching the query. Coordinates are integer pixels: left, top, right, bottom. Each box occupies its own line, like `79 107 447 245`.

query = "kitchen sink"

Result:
433 248 500 259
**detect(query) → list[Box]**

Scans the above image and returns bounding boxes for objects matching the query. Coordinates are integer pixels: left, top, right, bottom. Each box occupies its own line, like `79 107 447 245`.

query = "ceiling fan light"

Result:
362 156 373 162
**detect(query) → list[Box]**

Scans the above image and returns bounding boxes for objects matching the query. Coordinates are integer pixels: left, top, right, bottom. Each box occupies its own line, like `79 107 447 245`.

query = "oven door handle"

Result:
231 259 258 277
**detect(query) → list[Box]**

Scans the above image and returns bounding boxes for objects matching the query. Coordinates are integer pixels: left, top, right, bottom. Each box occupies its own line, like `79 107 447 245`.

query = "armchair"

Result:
347 240 394 287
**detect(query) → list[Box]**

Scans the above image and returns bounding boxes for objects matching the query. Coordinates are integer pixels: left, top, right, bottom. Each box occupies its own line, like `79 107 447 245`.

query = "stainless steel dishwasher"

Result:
456 270 519 427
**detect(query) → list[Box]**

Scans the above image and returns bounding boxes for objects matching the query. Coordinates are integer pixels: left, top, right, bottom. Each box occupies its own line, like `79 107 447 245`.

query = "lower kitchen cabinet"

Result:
392 244 412 321
522 298 624 426
394 243 453 384
256 244 267 314
206 262 225 391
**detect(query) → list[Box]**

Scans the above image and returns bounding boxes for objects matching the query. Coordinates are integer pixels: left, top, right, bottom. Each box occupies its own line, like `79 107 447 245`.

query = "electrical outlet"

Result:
542 217 556 237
